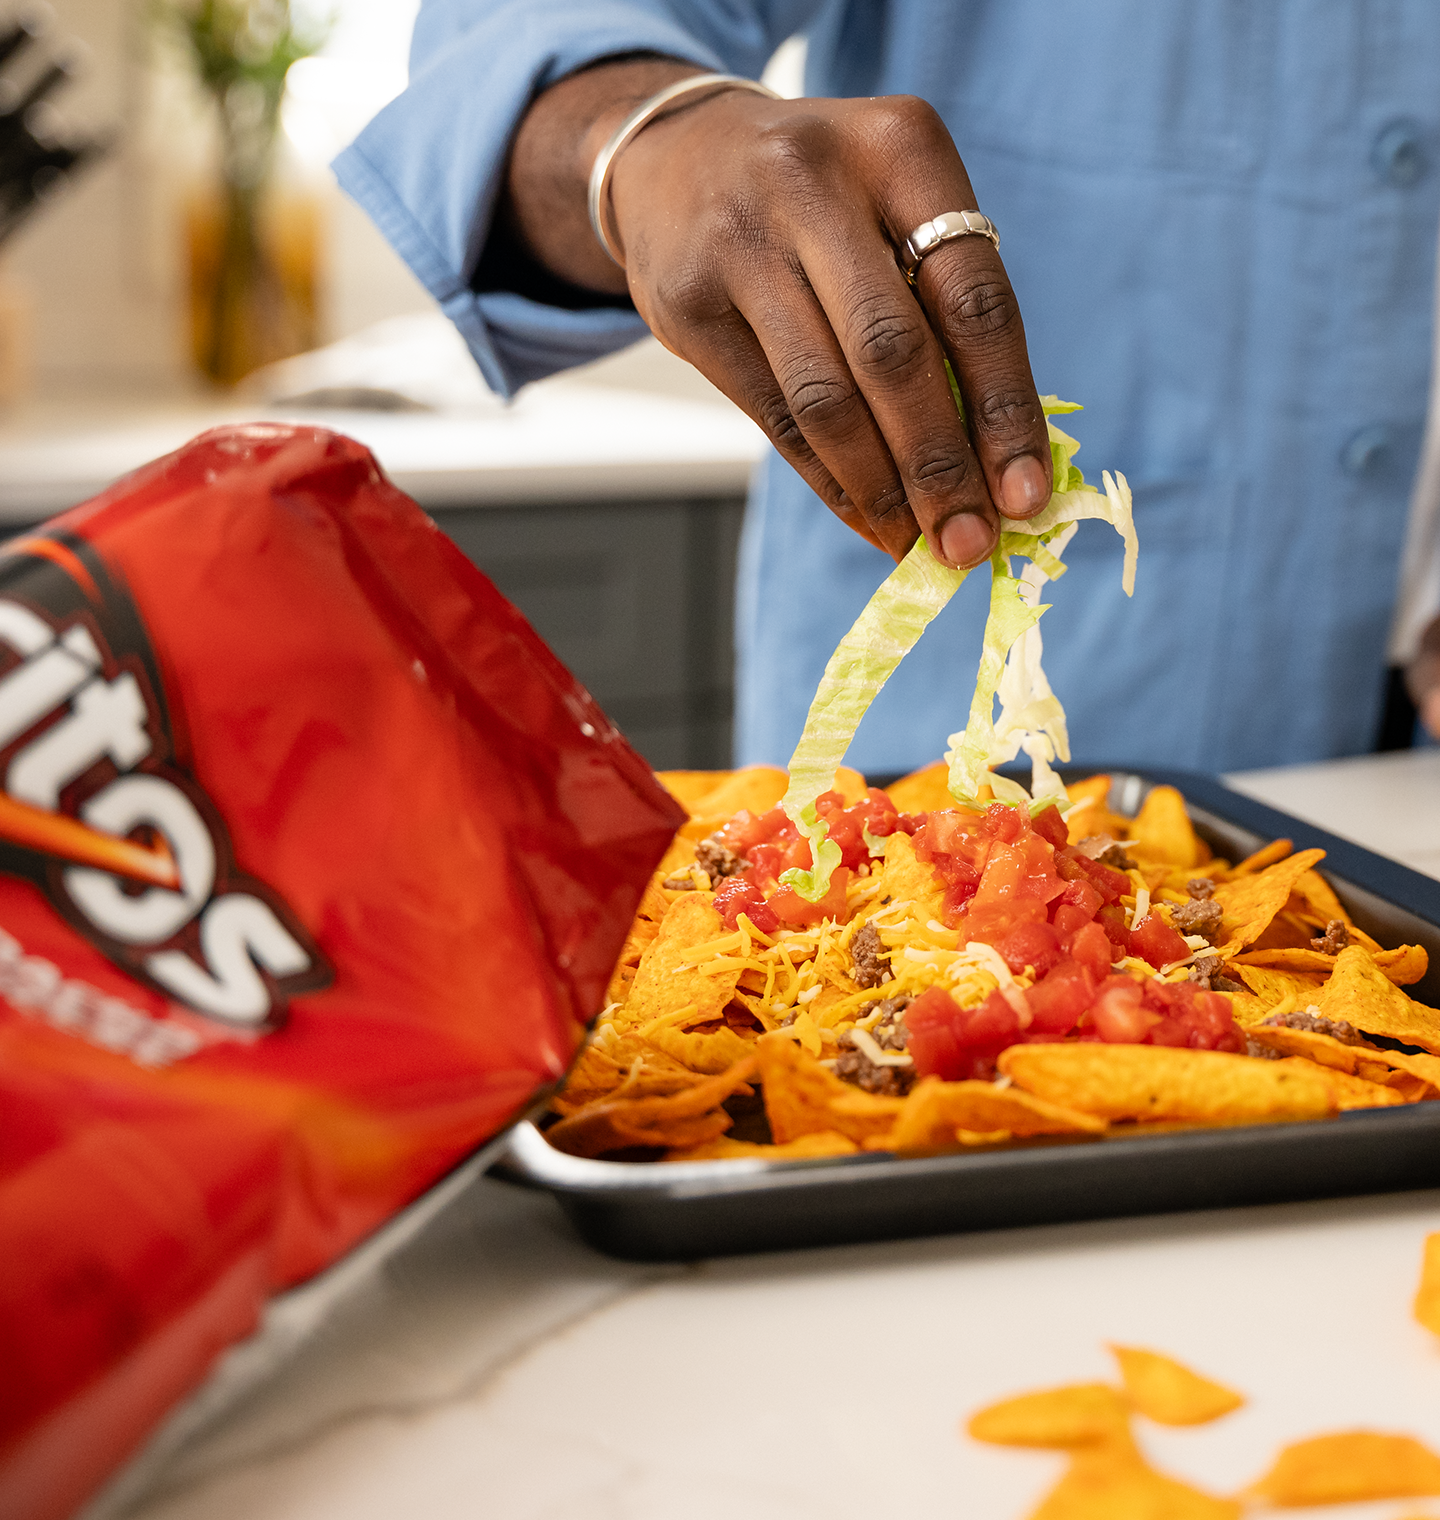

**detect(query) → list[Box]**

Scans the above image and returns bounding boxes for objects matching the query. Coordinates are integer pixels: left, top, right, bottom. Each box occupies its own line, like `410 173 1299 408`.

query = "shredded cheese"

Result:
849 1027 913 1067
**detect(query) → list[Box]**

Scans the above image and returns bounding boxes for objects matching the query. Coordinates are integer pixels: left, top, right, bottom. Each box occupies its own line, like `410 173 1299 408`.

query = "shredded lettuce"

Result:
780 395 1137 903
778 540 968 899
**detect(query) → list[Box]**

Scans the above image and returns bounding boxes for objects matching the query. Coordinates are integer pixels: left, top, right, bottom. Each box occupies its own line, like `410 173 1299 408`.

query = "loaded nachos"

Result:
542 396 1437 1161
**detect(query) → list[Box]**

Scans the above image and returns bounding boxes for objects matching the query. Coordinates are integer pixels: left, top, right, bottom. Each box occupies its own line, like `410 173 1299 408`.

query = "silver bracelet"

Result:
587 72 780 268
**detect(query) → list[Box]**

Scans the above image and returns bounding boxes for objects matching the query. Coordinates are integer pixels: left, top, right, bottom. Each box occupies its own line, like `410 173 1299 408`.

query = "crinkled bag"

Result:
0 424 683 1520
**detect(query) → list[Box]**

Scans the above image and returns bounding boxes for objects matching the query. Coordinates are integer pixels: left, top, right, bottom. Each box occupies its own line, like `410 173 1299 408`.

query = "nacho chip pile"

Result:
542 768 1437 1160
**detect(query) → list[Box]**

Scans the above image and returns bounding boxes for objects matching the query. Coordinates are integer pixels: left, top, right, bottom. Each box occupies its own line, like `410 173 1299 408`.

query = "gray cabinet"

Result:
435 495 745 770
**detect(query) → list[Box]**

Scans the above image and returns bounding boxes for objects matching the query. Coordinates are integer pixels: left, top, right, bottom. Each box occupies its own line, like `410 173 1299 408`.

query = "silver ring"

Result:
587 73 780 268
900 210 1000 282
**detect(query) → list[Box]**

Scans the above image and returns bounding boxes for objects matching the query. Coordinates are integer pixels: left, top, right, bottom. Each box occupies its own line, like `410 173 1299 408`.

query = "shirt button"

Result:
1372 120 1427 186
1341 423 1393 475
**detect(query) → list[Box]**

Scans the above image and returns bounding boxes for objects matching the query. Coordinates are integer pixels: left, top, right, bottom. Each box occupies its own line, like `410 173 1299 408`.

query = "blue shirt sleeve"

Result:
333 0 822 397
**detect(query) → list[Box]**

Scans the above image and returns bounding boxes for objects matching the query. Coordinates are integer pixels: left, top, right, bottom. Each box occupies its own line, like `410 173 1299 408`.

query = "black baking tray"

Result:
489 767 1440 1261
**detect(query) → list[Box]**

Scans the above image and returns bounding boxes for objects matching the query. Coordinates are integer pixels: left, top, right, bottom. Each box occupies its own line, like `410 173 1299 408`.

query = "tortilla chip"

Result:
1289 866 1351 926
1210 848 1326 958
888 1075 1106 1153
1107 1345 1243 1426
1233 943 1430 986
998 1042 1338 1124
1230 838 1294 875
832 765 869 805
677 765 789 839
885 760 953 815
551 1034 711 1114
646 1022 758 1075
1227 965 1328 1025
1271 1056 1406 1111
967 1383 1131 1449
1415 1233 1440 1337
1027 1446 1241 1520
624 894 743 1033
667 1130 859 1161
1318 946 1440 1055
871 829 946 920
1063 772 1131 846
1243 1431 1440 1504
545 1055 756 1157
1129 785 1202 868
756 1034 903 1145
656 768 735 814
1240 1022 1440 1097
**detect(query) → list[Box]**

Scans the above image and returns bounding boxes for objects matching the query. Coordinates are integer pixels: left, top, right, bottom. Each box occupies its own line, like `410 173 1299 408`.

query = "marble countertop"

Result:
87 752 1440 1520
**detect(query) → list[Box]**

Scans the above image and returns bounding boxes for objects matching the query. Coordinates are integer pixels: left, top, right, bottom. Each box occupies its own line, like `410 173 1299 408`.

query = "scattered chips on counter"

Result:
541 766 1437 1161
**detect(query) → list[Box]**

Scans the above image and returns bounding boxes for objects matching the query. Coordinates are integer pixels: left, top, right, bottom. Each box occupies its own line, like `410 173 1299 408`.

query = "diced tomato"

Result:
1096 903 1132 953
1088 974 1159 1043
994 919 1064 977
1129 911 1191 970
712 877 778 934
766 865 851 927
1055 848 1130 904
1024 959 1096 1034
1141 978 1246 1052
1051 878 1104 921
941 873 980 919
1067 920 1115 978
960 897 1047 948
906 985 1022 1081
1031 804 1070 850
979 801 1026 843
1051 903 1092 941
974 833 1064 907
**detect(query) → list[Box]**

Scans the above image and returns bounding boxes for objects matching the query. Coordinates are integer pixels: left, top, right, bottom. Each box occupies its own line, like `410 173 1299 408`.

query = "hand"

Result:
500 61 1052 568
1407 613 1440 740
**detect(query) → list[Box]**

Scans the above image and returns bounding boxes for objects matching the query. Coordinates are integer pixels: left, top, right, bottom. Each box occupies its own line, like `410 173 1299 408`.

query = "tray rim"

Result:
492 766 1440 1202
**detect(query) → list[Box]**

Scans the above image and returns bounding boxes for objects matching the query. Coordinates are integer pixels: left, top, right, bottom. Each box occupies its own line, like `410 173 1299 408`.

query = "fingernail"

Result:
939 512 995 568
1000 454 1050 518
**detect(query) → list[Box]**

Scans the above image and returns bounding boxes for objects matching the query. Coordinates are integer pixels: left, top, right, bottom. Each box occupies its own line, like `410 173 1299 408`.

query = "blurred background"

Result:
0 1 802 767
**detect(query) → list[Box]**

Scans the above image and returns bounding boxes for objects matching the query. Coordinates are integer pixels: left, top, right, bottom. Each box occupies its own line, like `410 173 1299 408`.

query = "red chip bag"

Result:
0 424 683 1520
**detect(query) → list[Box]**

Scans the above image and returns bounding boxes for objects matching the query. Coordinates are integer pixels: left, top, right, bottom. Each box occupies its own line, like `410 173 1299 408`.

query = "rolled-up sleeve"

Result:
333 0 818 396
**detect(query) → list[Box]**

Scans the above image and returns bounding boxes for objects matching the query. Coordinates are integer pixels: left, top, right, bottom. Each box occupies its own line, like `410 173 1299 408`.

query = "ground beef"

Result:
1188 954 1242 993
1171 897 1223 942
833 1045 914 1096
1096 843 1136 870
1311 919 1350 956
1260 1007 1374 1046
661 872 700 890
695 835 744 882
850 922 892 989
1187 877 1216 900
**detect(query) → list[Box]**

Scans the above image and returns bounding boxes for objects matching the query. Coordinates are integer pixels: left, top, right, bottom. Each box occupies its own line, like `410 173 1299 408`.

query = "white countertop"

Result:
88 752 1440 1520
0 380 767 519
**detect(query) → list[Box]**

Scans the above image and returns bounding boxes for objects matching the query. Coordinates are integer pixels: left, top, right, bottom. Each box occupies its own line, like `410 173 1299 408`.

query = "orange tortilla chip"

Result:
623 894 744 1038
1108 1346 1243 1426
1226 964 1327 1026
1318 946 1440 1055
1240 1022 1440 1095
1243 1430 1440 1504
756 1034 903 1145
656 768 735 814
1415 1232 1440 1337
998 1042 1338 1124
1289 866 1351 927
1233 943 1429 986
1063 773 1129 845
967 1383 1131 1449
1024 1445 1241 1519
1129 785 1202 868
885 760 954 815
871 829 947 920
666 1130 859 1161
889 1075 1106 1152
676 765 789 839
1272 1056 1405 1110
831 765 868 804
1230 837 1294 875
551 1035 712 1114
1210 848 1326 957
545 1055 756 1157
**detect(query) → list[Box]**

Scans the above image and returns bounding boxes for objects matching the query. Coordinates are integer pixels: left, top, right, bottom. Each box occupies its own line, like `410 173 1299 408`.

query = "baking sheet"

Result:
490 769 1440 1261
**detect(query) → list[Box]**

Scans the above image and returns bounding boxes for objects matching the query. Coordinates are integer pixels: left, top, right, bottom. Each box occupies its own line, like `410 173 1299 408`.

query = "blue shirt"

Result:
336 2 1440 774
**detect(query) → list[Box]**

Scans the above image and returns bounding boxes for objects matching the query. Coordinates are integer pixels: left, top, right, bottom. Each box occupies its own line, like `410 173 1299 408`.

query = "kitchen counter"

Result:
84 752 1440 1520
0 380 767 519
